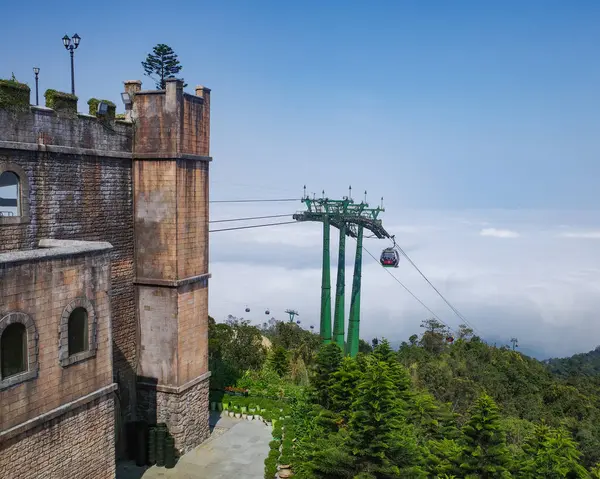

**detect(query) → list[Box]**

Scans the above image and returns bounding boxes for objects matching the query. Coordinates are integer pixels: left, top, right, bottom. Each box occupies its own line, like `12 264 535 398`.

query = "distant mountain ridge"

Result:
544 345 600 377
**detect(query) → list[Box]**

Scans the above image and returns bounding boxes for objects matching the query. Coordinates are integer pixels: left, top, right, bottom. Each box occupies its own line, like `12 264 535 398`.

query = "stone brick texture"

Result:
176 159 209 280
0 108 131 151
134 160 178 281
137 285 178 384
0 107 137 424
138 377 210 455
178 281 209 385
132 80 211 454
0 252 112 432
0 78 212 471
0 393 115 479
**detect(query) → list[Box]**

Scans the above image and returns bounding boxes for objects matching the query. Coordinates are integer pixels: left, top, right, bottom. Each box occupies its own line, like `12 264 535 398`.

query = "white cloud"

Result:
479 228 520 238
208 209 600 359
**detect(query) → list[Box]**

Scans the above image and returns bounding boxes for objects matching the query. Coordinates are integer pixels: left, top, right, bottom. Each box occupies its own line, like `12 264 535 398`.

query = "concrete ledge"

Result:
0 215 30 226
0 383 117 443
138 371 211 394
133 153 212 162
135 272 211 288
0 140 132 160
0 239 113 265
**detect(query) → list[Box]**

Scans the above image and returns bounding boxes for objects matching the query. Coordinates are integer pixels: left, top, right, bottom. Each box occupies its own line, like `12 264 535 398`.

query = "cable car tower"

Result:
293 186 391 357
285 309 299 323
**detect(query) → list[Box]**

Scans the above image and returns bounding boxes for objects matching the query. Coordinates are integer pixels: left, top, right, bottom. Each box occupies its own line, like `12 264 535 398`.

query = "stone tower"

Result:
128 78 212 452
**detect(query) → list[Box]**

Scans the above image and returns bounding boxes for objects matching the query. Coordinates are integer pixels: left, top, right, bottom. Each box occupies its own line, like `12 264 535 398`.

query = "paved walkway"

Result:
117 412 272 479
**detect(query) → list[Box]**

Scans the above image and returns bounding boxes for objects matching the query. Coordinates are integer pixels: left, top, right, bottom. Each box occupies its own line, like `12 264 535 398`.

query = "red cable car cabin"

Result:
380 247 400 268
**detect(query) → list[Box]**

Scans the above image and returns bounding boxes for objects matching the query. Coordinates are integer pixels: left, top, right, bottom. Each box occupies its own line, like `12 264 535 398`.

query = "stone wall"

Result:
0 105 137 427
137 375 210 454
177 280 209 385
132 79 212 455
0 391 115 479
0 240 113 431
0 107 131 151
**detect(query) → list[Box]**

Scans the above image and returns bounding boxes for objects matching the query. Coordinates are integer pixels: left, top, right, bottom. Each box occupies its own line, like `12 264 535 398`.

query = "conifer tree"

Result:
141 44 187 89
373 338 412 402
347 356 425 477
427 438 464 478
519 423 589 478
460 393 513 478
313 342 343 408
329 356 363 422
268 345 289 377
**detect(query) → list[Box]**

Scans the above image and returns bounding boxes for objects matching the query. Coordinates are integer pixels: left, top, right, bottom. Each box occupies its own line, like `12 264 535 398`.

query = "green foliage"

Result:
347 355 424 477
0 76 30 111
141 43 186 89
312 343 343 408
519 422 590 478
44 89 77 114
426 438 463 477
236 364 304 400
460 393 512 478
87 98 116 122
358 339 373 354
268 346 290 377
329 356 363 422
419 318 451 354
208 315 267 390
209 309 600 477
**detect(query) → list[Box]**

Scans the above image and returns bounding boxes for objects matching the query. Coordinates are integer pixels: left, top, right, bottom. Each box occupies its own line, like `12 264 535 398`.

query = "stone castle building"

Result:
0 78 212 478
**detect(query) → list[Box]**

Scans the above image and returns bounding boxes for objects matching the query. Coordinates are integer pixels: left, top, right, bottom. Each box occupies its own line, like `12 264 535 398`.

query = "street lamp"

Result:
33 67 40 106
62 33 81 95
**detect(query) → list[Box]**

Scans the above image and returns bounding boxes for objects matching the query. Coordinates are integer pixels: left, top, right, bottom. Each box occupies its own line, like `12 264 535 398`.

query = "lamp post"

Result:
33 67 40 106
62 33 81 95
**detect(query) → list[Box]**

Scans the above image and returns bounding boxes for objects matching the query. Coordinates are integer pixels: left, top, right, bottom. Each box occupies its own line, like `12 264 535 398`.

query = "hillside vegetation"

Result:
209 315 600 478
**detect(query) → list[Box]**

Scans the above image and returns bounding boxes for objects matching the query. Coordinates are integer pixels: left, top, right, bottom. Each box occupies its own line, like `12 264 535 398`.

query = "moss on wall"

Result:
0 77 31 111
44 89 78 114
87 98 116 122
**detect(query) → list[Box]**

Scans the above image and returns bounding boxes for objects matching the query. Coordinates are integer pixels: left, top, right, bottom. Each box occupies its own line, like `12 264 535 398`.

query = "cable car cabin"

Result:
265 309 270 315
380 248 400 268
245 307 250 313
446 336 454 343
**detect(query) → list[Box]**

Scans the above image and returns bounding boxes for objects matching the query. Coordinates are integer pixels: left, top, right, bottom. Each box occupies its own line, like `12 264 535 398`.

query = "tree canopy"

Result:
141 43 186 89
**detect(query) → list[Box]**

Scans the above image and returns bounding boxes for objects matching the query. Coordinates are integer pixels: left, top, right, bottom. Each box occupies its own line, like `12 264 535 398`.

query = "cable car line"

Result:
362 244 457 335
210 214 292 224
209 220 298 233
210 198 300 204
383 235 482 336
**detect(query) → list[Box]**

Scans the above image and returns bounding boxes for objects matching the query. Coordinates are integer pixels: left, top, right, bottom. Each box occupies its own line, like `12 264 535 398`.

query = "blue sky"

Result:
2 1 600 356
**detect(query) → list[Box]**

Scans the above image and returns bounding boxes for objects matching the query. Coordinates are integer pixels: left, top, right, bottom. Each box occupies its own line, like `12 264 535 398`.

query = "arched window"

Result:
0 312 38 390
68 307 89 355
0 171 20 217
1 323 27 378
59 298 97 367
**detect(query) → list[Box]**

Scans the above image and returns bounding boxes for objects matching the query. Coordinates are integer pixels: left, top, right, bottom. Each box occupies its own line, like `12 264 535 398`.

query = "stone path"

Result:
116 412 272 479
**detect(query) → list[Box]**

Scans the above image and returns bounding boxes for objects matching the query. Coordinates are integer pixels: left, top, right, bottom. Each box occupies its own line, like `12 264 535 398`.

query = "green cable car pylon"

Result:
293 186 390 357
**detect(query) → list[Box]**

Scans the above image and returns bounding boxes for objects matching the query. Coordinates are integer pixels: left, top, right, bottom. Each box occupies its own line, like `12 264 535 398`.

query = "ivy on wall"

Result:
44 89 78 114
0 75 31 111
87 98 116 122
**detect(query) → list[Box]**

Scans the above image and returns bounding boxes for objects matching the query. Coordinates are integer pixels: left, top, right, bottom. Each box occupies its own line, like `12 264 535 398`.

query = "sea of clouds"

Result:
208 205 600 360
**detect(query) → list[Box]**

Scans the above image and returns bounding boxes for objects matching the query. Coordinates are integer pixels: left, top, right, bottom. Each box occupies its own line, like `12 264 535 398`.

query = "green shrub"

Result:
87 97 116 122
269 439 280 450
0 76 30 111
264 455 277 479
44 89 77 114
